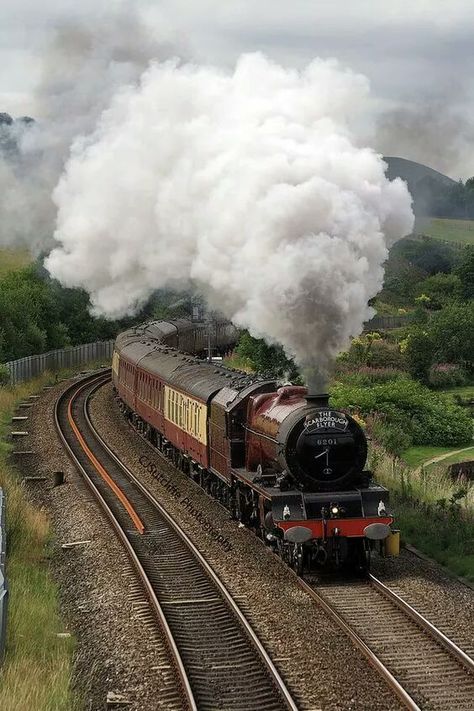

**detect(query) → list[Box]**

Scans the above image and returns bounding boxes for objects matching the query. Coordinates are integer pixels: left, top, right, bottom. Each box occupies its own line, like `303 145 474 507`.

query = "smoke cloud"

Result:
46 53 413 387
0 8 181 250
376 101 474 180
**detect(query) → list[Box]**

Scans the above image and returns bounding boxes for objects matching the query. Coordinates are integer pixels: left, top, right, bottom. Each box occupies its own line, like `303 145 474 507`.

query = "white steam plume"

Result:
46 53 414 388
0 7 181 250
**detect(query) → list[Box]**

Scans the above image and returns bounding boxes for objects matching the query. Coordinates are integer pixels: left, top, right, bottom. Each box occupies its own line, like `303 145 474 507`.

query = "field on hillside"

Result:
419 218 474 245
0 248 31 277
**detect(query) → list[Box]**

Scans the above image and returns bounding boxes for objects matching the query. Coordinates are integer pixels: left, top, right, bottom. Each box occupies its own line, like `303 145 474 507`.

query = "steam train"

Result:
112 320 398 573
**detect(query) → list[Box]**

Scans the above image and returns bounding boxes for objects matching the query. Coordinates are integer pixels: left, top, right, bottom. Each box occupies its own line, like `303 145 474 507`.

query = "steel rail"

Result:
296 576 421 711
54 372 198 711
300 572 474 711
84 377 299 711
66 385 145 534
369 574 474 674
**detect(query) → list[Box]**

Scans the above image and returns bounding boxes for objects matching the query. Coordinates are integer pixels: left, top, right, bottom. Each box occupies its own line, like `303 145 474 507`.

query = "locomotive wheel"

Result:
349 540 371 577
293 543 304 576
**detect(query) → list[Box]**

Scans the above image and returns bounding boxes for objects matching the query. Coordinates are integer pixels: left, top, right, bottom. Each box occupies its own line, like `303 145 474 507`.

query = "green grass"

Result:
401 445 455 468
0 374 79 711
420 218 474 245
393 496 474 581
0 248 32 278
425 446 474 474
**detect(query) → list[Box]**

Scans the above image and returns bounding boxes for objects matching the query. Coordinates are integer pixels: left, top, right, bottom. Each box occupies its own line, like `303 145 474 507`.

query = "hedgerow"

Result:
330 378 472 451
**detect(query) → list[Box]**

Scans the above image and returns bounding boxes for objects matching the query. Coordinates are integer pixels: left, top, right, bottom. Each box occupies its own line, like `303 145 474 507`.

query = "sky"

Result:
1 0 474 176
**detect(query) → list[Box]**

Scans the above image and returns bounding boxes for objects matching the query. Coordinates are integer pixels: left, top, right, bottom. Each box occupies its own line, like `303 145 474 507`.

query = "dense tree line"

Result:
422 175 474 219
0 263 125 363
0 266 209 366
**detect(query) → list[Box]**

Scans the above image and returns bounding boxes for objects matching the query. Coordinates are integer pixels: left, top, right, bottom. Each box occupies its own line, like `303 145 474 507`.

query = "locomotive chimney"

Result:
306 393 329 408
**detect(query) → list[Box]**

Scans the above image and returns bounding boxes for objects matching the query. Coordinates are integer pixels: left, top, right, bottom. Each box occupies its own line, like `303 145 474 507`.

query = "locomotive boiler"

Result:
112 320 398 573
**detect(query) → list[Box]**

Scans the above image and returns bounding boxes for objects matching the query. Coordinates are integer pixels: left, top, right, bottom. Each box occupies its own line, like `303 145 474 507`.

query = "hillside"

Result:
384 156 456 218
384 156 456 191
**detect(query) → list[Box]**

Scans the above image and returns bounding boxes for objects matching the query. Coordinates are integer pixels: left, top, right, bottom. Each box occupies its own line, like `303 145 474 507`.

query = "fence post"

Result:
0 489 7 663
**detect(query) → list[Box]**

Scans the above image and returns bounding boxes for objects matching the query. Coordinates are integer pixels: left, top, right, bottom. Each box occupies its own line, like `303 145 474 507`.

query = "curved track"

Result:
299 574 474 711
55 372 298 711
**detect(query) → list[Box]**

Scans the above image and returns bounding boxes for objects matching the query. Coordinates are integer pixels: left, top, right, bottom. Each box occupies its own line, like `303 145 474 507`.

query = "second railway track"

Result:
55 372 298 711
300 573 474 711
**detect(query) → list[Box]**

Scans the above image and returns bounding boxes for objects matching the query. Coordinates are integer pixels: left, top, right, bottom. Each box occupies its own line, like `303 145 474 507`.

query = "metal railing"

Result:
0 489 7 662
4 340 114 386
364 314 410 331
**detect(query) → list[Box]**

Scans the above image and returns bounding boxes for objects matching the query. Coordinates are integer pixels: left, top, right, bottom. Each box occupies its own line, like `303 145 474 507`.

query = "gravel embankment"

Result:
12 375 188 711
89 383 406 711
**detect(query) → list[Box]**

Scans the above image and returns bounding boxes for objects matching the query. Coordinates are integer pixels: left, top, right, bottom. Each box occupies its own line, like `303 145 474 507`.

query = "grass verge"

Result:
392 496 474 580
0 373 80 710
425 447 474 474
439 384 474 400
370 445 474 581
401 445 455 468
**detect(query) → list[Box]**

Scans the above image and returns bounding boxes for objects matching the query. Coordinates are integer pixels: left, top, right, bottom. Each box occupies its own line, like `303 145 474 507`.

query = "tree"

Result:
235 331 300 380
430 302 474 371
464 177 474 218
414 273 461 308
0 264 125 362
455 246 474 300
0 266 60 360
401 328 435 383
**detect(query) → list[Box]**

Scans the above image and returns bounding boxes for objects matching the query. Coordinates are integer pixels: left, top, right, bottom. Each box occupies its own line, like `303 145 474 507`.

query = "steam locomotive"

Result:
112 320 397 573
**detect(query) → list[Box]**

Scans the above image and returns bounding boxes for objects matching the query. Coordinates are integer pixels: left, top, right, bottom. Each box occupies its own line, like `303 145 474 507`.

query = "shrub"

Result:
330 378 472 449
0 364 9 385
414 273 462 308
367 340 406 368
428 363 467 389
369 415 413 457
338 335 406 369
335 365 410 386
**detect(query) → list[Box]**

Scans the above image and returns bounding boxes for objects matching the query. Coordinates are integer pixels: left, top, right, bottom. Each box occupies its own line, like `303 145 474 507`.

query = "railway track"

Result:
300 574 474 711
55 372 298 711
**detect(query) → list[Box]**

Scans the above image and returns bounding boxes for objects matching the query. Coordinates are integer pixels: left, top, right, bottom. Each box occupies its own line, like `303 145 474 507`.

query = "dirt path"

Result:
419 444 474 470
